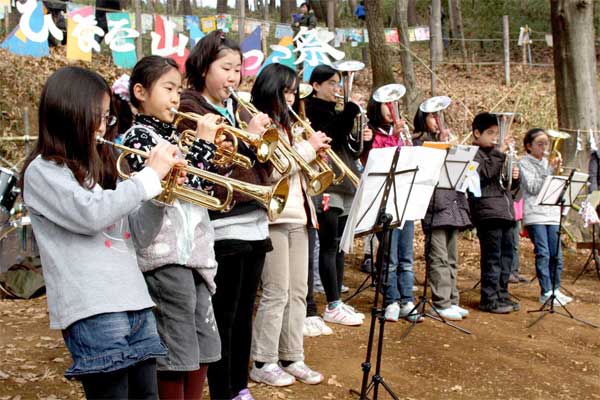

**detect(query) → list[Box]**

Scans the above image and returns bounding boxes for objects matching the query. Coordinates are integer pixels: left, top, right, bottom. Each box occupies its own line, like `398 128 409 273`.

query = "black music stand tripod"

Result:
528 170 599 329
349 148 419 400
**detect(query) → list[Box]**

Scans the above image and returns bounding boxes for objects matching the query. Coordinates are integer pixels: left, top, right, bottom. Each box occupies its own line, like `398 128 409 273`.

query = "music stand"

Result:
572 190 600 285
398 144 478 340
342 146 444 400
528 169 599 329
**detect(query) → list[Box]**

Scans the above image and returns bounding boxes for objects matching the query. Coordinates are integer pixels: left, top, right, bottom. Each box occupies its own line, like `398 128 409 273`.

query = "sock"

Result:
279 360 294 368
327 300 342 311
254 361 264 369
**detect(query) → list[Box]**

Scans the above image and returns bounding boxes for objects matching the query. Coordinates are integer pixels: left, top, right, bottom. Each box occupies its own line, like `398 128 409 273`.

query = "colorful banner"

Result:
1 0 65 57
384 28 399 43
275 23 293 39
66 5 98 62
200 16 216 33
106 12 138 68
216 14 232 32
240 26 263 77
185 15 204 47
408 26 430 42
260 36 295 73
151 14 189 72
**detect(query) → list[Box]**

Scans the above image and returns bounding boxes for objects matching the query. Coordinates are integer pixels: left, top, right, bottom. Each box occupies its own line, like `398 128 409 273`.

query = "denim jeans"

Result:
383 221 415 306
526 224 562 295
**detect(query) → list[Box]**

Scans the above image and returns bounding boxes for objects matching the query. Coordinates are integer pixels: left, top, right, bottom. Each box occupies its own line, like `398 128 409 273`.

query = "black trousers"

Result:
317 209 347 304
207 241 266 400
306 226 319 317
80 359 158 400
477 219 514 305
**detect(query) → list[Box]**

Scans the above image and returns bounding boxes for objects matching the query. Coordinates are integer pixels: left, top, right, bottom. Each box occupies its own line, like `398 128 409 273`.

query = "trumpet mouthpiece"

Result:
170 107 179 114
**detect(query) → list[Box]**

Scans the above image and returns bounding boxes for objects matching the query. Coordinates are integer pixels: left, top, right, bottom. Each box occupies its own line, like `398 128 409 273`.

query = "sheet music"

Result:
436 145 479 189
535 171 589 207
340 146 446 253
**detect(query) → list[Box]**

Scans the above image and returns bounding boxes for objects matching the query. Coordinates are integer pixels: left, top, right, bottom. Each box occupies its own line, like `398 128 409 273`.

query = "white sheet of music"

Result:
535 171 589 207
340 146 446 253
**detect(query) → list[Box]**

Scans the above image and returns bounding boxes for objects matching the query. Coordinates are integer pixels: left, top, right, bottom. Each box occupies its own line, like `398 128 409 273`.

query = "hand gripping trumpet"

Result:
171 108 278 170
288 103 359 189
96 136 289 221
227 87 294 175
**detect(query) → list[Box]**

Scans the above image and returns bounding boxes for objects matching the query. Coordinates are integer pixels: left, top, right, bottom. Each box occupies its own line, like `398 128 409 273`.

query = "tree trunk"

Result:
280 0 294 23
311 2 327 22
217 0 227 13
349 0 358 14
181 0 192 15
447 0 454 38
365 0 395 88
327 0 335 30
551 0 599 170
430 0 443 63
454 0 470 75
396 0 421 119
269 0 276 16
407 0 417 25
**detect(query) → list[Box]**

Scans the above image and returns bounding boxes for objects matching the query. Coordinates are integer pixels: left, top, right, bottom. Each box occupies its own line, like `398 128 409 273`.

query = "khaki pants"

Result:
252 224 308 363
426 228 459 309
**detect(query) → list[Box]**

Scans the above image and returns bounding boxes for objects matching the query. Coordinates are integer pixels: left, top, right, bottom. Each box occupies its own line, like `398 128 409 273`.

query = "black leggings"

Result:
80 359 158 400
317 209 348 304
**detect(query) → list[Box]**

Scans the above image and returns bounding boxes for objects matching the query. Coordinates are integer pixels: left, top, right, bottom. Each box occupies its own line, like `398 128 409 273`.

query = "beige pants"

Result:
251 223 308 363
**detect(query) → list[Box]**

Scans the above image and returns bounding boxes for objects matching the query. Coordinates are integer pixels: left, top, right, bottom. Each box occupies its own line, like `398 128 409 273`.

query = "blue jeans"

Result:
383 221 415 306
527 224 563 295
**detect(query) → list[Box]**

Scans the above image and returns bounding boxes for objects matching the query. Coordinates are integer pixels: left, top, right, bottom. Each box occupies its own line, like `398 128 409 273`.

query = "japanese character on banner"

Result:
105 12 139 68
1 0 62 57
66 6 100 61
260 36 296 73
293 27 345 81
240 26 264 77
151 14 189 71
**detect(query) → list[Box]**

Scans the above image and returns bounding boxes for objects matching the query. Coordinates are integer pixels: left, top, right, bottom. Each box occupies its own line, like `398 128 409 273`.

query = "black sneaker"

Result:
478 302 513 314
360 257 372 273
500 299 521 312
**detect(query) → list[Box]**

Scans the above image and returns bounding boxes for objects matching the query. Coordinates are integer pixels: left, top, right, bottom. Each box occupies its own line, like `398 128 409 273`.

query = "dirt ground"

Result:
1 228 599 400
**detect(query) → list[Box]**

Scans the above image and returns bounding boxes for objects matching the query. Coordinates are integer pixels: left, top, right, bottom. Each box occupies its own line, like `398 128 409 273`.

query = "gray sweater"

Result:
23 157 165 329
519 154 560 226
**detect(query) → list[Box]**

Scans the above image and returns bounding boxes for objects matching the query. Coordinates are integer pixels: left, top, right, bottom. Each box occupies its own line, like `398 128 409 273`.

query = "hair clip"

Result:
112 74 131 102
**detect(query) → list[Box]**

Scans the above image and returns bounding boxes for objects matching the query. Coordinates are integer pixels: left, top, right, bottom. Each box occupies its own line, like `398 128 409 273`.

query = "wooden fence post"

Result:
503 15 510 86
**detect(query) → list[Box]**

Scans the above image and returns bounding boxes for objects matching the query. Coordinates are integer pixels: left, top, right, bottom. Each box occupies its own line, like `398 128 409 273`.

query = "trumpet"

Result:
492 112 518 190
546 129 571 175
227 87 294 175
171 108 255 169
333 60 368 154
97 136 289 221
291 86 359 188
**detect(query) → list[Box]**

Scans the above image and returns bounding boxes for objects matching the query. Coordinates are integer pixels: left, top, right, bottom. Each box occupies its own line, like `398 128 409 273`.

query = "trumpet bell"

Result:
299 83 313 99
332 60 366 72
546 129 571 140
257 128 280 163
419 96 452 113
307 170 335 197
268 177 290 220
373 84 406 103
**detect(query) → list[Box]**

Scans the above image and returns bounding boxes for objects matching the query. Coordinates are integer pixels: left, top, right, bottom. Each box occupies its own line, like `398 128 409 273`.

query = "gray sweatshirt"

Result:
23 157 165 329
519 154 560 226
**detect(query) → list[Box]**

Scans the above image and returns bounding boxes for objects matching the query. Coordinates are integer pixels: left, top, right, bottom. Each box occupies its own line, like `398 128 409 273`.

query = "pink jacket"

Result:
372 126 401 149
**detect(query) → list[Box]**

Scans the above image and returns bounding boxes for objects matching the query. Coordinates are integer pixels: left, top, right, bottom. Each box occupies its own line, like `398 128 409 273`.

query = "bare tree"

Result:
217 0 228 13
407 0 417 25
326 0 335 30
281 0 295 23
349 0 358 14
181 0 193 15
551 0 599 169
365 0 395 88
453 0 470 75
430 0 443 63
396 0 421 119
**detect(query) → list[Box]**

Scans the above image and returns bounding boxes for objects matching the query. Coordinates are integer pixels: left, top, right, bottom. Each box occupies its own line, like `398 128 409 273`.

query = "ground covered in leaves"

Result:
1 229 599 400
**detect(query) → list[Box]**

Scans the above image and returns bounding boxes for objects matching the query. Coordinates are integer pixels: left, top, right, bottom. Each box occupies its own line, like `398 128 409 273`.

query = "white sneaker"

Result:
451 304 470 318
384 302 400 322
341 284 350 293
555 289 573 305
323 304 363 326
539 291 563 306
341 303 365 320
280 361 323 385
250 363 295 386
303 317 321 337
432 306 462 321
399 301 422 322
310 316 333 335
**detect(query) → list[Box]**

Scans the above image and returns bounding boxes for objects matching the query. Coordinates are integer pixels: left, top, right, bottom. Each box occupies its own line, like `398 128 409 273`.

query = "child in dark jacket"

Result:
469 112 521 314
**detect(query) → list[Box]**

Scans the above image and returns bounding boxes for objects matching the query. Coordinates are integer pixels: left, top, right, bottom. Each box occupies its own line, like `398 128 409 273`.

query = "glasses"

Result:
101 113 117 127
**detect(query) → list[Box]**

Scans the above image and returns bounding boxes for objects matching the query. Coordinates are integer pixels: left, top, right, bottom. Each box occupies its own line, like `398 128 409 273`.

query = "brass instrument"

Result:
419 96 452 142
546 129 571 175
97 136 289 221
372 83 411 146
292 84 359 189
492 112 518 190
332 60 368 153
227 87 293 175
171 108 255 169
